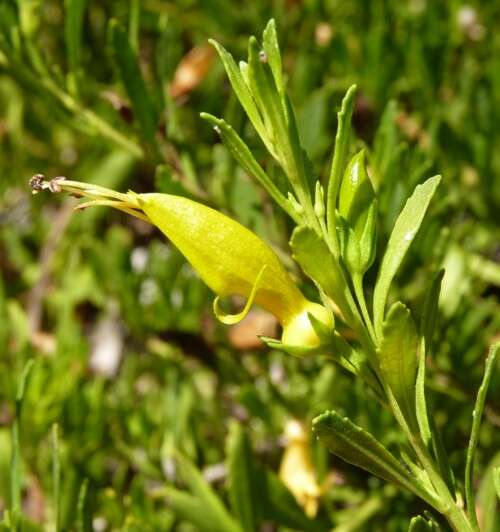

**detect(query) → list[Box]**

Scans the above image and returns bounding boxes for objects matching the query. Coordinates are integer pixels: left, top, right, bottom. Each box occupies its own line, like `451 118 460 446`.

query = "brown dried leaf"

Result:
170 45 215 99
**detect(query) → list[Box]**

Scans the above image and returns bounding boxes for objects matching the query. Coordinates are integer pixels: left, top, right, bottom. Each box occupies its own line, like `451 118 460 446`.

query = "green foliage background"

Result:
0 1 499 530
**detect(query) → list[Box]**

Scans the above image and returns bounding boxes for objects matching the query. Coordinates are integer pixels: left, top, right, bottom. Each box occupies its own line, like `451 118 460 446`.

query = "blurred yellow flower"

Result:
279 419 322 518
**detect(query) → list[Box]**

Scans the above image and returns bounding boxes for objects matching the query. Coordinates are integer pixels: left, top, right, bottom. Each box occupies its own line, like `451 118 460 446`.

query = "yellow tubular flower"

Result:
30 177 333 348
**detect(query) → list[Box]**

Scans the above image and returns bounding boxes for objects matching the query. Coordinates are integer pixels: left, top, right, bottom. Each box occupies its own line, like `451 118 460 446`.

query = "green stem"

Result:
352 273 377 344
464 343 499 530
386 390 473 532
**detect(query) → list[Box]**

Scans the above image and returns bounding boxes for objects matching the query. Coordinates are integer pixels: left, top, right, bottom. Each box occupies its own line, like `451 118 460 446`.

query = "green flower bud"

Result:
338 151 377 274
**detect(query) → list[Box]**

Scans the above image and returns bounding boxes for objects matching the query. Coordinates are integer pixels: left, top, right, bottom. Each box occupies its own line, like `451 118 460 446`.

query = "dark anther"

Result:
259 50 268 63
29 174 45 191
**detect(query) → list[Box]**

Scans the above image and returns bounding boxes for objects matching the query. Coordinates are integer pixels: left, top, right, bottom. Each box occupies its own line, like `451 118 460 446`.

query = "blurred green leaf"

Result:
174 453 241 532
226 423 259 532
110 19 158 147
64 0 87 74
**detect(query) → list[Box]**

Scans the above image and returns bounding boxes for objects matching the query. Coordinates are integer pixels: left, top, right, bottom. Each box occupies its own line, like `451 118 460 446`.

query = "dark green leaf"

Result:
420 269 444 351
64 0 87 72
226 423 260 532
110 20 158 146
313 411 439 508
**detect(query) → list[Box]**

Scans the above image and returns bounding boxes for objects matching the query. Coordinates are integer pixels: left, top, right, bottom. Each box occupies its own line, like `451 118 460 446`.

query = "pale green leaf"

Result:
262 18 283 92
164 487 236 532
209 39 269 151
495 467 500 501
373 175 441 338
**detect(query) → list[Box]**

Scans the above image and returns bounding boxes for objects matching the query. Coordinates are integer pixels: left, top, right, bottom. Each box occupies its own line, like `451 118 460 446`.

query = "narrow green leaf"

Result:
226 423 259 532
164 487 233 532
373 175 441 338
372 100 400 188
358 199 377 273
246 36 296 176
416 270 454 492
175 453 241 532
465 343 499 529
262 18 283 92
494 467 500 500
420 269 444 351
378 302 419 430
110 19 157 146
332 495 383 532
15 359 34 407
200 113 299 222
128 0 140 52
11 359 35 528
76 479 92 532
326 84 357 251
476 453 500 532
52 424 61 532
64 0 87 72
313 411 438 508
209 39 269 152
